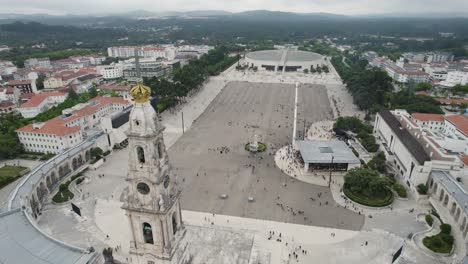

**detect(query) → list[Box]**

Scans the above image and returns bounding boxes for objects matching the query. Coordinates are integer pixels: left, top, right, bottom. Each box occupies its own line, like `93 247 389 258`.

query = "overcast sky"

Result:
1 0 468 16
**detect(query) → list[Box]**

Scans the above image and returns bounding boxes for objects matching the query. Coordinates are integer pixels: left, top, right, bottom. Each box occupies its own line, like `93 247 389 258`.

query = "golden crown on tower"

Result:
130 82 151 103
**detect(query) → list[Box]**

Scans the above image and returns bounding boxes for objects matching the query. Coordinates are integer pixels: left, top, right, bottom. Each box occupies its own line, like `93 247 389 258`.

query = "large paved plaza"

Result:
169 81 364 230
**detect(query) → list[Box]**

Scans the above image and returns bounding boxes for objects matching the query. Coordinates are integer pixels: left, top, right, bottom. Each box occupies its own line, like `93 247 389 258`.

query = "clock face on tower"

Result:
137 182 150 195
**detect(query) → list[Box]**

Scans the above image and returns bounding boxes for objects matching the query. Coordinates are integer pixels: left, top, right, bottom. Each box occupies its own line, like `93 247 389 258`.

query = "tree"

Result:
344 167 392 198
67 88 79 101
416 82 432 91
89 86 98 98
367 152 387 173
459 103 468 114
90 147 103 159
36 75 45 90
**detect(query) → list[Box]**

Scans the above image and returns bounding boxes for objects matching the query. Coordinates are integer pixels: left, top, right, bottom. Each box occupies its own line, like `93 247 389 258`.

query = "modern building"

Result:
296 140 360 173
426 52 454 63
108 45 171 59
373 110 463 193
245 49 325 72
18 92 67 118
24 58 51 69
7 79 38 94
97 65 124 79
123 62 169 82
16 96 129 154
440 71 468 87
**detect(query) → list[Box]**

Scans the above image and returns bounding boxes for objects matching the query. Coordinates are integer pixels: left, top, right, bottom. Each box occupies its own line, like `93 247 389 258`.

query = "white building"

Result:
16 96 130 154
410 113 445 132
43 76 65 89
107 46 173 59
0 88 19 103
0 60 17 75
18 92 67 118
97 65 124 79
383 61 429 84
442 115 468 154
374 110 463 194
13 70 38 81
24 58 51 69
426 52 454 63
440 71 468 87
7 79 38 94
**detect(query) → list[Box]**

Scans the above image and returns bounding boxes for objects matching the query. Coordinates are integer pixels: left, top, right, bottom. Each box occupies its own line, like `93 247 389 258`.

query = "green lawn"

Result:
0 165 28 189
344 187 393 207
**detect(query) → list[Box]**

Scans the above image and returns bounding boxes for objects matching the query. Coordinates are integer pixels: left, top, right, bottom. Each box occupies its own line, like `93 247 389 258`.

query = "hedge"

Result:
52 173 83 203
393 184 408 198
425 215 434 226
344 187 393 207
417 184 428 195
423 224 454 254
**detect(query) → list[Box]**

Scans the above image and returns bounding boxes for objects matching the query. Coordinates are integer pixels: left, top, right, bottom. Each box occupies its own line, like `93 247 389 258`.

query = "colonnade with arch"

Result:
428 177 468 240
28 149 91 219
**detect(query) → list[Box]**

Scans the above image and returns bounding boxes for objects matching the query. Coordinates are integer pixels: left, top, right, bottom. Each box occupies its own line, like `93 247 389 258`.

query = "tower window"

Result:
135 120 140 126
157 142 163 158
172 213 177 235
137 146 145 163
142 222 154 244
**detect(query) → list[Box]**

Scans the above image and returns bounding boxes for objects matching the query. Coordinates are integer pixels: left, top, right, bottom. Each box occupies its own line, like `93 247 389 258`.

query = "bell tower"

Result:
122 83 184 264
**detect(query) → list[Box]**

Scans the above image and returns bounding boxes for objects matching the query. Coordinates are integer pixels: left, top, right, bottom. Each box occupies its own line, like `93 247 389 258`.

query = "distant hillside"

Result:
232 10 347 21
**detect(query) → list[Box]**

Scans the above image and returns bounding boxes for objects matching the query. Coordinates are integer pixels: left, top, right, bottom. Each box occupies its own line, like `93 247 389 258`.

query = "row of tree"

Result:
331 55 443 115
144 46 238 112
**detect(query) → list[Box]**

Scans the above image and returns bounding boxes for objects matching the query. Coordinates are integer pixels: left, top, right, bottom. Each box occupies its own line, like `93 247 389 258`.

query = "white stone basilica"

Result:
122 83 185 264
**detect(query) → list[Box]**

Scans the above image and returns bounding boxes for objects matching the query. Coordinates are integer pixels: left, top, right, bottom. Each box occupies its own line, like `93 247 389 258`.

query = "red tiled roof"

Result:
445 115 468 135
8 79 33 85
62 71 88 81
461 155 468 166
436 98 468 104
5 88 15 94
415 91 429 95
0 101 15 108
411 113 445 122
16 96 129 136
14 69 35 75
19 92 66 108
20 93 35 100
